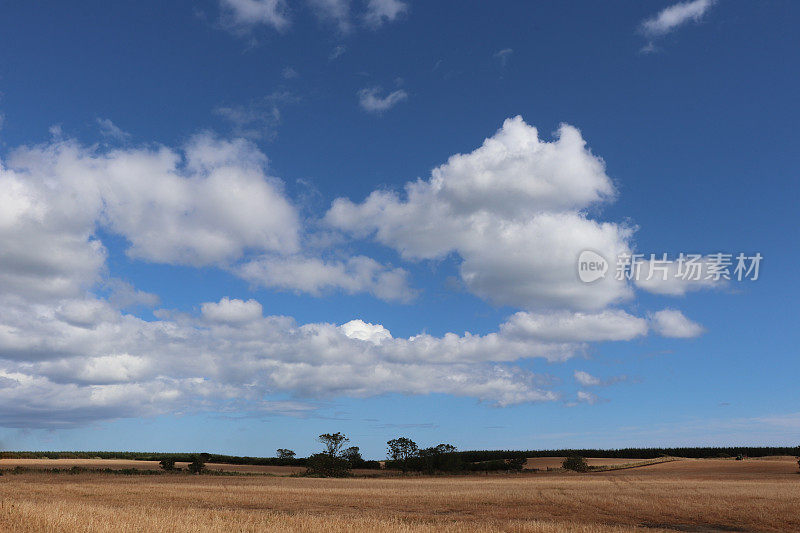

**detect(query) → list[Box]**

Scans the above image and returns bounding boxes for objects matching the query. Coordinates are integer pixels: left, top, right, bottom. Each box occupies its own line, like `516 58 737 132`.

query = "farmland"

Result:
0 456 797 532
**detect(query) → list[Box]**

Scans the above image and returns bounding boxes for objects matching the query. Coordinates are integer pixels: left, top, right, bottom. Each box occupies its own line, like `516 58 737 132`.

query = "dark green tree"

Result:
342 446 365 468
387 437 419 473
562 456 589 472
318 432 349 457
276 449 296 460
187 455 206 474
305 432 353 477
305 453 350 477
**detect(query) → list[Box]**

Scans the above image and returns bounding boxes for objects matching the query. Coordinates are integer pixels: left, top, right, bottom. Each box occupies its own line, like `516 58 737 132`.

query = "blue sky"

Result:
0 0 797 458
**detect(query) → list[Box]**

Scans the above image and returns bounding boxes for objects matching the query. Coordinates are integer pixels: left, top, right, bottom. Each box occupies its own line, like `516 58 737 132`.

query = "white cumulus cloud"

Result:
340 319 392 344
649 309 705 338
0 118 716 428
327 116 633 311
201 297 264 324
8 133 300 267
0 131 413 304
0 293 583 426
502 310 648 342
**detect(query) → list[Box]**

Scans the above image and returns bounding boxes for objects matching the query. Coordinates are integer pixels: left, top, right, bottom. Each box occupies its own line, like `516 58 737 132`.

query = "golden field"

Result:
0 457 798 532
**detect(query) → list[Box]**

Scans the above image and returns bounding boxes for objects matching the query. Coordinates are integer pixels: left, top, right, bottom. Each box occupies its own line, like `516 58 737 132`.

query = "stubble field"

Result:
0 457 797 532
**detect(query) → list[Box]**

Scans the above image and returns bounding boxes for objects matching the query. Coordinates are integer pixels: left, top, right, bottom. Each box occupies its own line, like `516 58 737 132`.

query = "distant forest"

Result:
2 446 797 465
452 446 800 462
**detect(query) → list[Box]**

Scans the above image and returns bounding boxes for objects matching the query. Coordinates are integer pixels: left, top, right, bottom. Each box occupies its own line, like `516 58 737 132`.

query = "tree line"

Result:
0 450 310 466
450 446 800 462
3 445 797 474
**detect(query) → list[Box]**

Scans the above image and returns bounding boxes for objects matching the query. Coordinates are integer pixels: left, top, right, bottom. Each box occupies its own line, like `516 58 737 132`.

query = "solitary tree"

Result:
318 432 349 457
387 437 419 473
276 449 296 460
187 455 206 474
562 456 589 472
159 458 176 471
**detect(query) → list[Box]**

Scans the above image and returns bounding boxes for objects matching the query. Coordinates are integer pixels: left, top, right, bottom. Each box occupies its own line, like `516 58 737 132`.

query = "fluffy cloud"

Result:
0 158 106 301
237 254 415 302
56 299 119 329
649 309 705 338
640 0 715 37
358 87 408 113
105 280 160 310
340 319 392 344
0 294 586 426
8 133 300 267
502 310 648 342
2 129 603 425
201 297 264 324
327 116 633 310
0 118 712 428
1 132 411 302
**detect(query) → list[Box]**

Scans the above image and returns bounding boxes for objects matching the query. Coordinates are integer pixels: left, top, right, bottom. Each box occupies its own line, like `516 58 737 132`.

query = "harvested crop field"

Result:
0 457 798 532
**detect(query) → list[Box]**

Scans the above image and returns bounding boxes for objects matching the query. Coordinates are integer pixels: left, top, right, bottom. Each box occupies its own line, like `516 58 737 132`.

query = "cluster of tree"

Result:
303 433 380 477
303 434 523 476
158 454 206 474
385 438 524 474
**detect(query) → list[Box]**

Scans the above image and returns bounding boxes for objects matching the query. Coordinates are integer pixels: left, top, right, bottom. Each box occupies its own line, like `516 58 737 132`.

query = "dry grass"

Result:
0 457 797 532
